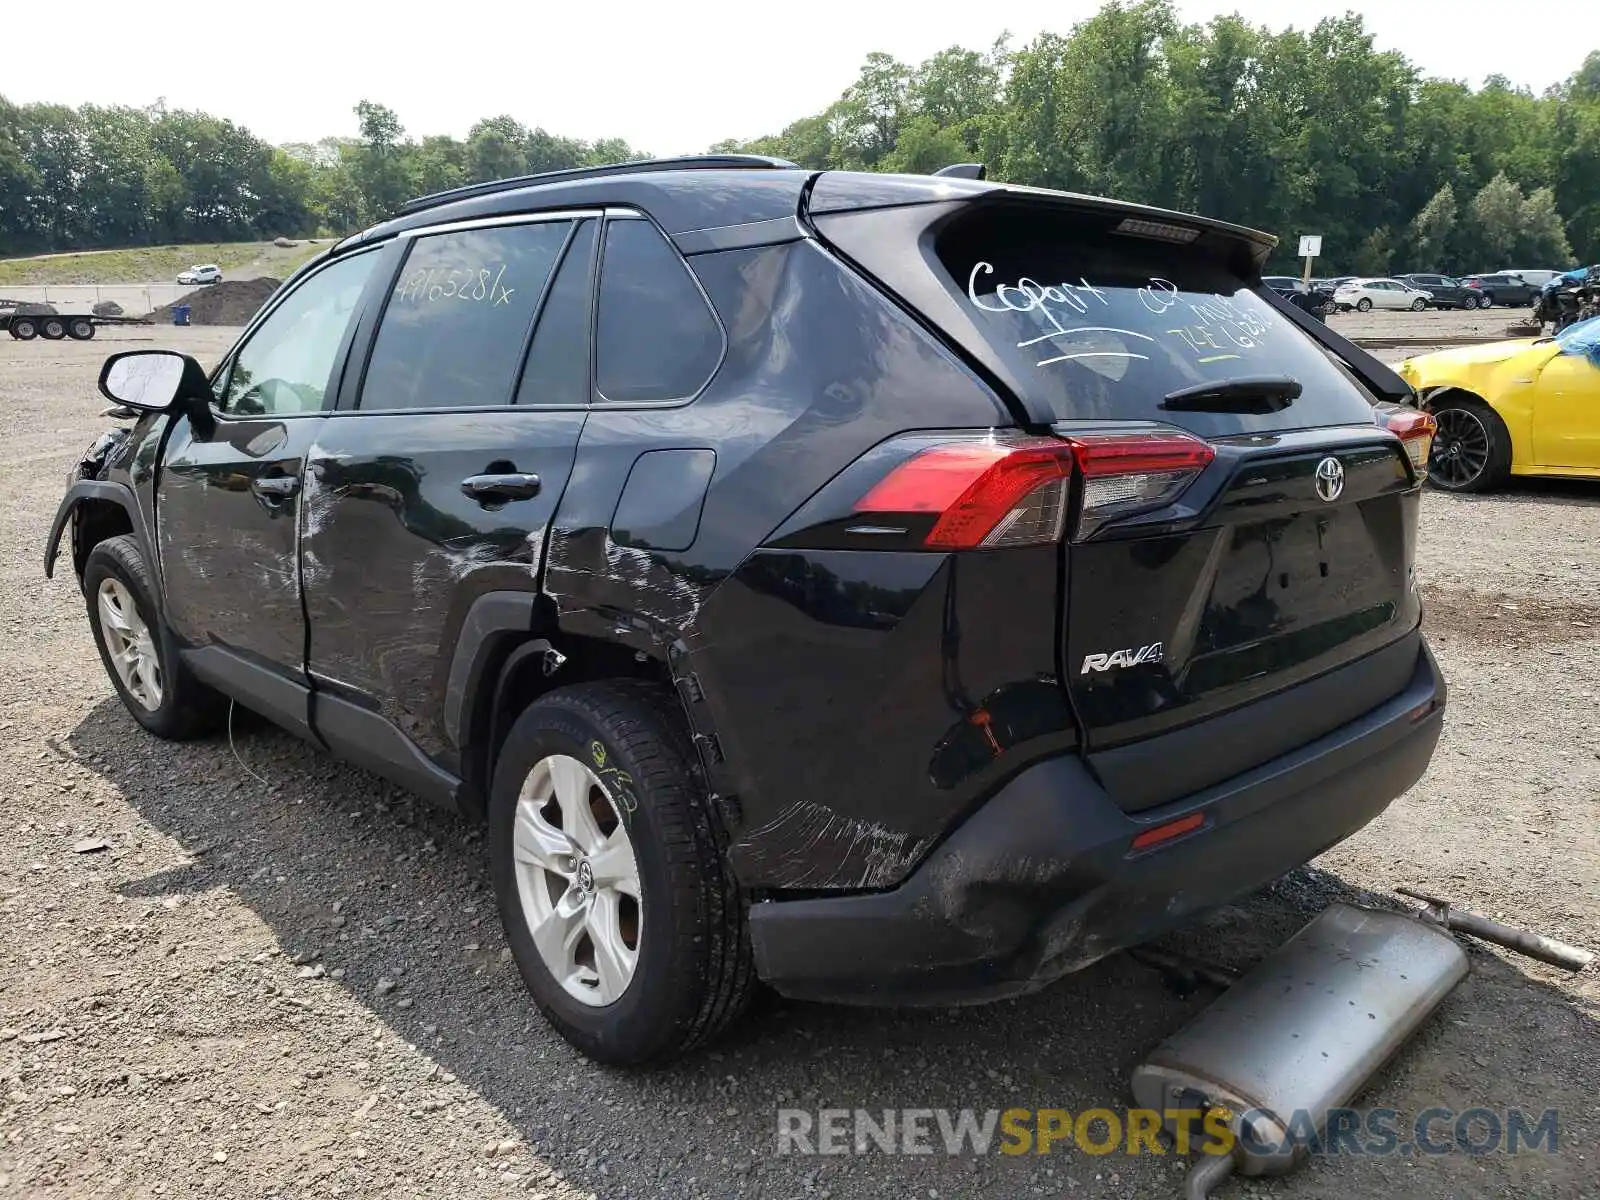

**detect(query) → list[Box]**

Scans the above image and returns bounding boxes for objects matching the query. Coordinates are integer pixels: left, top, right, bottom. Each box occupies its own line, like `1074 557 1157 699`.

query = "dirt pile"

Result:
146 277 281 326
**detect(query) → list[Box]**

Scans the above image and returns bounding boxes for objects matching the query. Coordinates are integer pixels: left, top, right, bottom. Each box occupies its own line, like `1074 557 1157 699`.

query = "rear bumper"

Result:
748 640 1445 1005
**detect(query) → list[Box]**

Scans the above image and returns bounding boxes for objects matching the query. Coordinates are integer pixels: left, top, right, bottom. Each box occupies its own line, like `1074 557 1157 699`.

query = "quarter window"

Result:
218 250 378 416
595 218 722 404
360 221 569 411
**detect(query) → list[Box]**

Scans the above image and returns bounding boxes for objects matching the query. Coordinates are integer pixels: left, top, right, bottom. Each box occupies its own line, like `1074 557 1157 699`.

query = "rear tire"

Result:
40 317 66 340
489 680 755 1064
1356 297 1373 312
1427 397 1512 494
67 317 95 340
10 317 38 340
83 535 224 739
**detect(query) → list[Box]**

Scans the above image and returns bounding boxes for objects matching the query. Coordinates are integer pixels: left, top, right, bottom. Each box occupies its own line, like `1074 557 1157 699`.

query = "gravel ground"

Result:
1 325 1596 1200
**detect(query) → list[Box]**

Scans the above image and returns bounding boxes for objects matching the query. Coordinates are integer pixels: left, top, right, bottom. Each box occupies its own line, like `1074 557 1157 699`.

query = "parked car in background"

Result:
1396 315 1600 492
1334 278 1433 311
1262 275 1333 317
1398 274 1485 310
176 265 222 285
44 155 1446 1065
1460 273 1538 306
1499 269 1564 288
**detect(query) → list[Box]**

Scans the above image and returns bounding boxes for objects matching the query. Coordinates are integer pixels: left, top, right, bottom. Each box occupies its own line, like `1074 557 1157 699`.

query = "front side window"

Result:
218 251 378 416
595 218 722 404
359 221 570 411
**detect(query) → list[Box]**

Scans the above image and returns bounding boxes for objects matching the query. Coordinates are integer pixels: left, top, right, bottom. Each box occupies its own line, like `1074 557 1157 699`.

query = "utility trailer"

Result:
0 302 152 341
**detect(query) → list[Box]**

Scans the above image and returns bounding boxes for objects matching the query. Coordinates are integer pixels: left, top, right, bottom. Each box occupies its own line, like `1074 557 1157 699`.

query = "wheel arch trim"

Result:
45 479 153 583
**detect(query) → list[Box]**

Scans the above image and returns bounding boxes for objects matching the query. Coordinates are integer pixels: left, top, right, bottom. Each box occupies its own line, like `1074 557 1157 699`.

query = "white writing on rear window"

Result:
966 261 1271 368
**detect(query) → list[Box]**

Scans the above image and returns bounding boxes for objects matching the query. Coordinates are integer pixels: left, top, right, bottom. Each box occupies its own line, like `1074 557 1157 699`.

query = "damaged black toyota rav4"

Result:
47 157 1445 1064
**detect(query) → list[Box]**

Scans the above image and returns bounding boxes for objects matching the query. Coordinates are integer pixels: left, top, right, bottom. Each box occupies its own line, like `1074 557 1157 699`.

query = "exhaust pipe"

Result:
1396 886 1594 971
1131 903 1468 1198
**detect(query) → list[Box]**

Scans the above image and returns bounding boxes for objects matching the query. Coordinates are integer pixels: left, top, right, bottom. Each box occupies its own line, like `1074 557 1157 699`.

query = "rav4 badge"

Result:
1081 643 1164 675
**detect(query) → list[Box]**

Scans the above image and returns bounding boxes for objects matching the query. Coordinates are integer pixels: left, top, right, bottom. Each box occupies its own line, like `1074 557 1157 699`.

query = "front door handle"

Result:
250 474 300 504
461 473 542 503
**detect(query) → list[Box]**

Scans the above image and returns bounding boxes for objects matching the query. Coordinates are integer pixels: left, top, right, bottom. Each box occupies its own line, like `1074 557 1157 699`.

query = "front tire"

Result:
1410 297 1428 311
83 535 223 738
10 317 38 340
1428 398 1512 493
489 680 755 1064
1356 297 1373 312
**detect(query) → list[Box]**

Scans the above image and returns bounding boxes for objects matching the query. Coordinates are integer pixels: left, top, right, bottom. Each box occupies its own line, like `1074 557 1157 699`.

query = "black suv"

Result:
1397 274 1484 310
1460 273 1538 306
47 156 1446 1064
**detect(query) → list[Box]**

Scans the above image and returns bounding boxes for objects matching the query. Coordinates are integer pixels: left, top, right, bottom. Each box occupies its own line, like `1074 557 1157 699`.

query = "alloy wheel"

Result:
1430 408 1491 489
512 754 642 1006
96 577 163 710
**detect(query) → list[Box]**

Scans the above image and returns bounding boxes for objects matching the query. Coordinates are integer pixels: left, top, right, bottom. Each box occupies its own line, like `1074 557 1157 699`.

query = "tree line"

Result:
714 3 1600 273
2 1 1598 274
0 99 643 258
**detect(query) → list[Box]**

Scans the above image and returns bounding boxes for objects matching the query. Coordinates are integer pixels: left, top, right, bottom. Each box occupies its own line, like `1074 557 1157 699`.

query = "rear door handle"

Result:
461 472 542 502
250 474 300 503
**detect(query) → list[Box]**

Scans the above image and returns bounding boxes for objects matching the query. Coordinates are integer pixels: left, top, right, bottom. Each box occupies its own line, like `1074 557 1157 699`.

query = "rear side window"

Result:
935 205 1377 435
516 220 595 408
595 217 722 404
360 221 569 410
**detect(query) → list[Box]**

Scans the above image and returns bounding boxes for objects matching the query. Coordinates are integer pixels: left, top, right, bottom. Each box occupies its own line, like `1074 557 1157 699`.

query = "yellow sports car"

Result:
1396 315 1600 492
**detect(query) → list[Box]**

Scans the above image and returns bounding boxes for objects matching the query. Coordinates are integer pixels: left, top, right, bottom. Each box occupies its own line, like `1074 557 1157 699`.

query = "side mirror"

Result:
98 350 211 414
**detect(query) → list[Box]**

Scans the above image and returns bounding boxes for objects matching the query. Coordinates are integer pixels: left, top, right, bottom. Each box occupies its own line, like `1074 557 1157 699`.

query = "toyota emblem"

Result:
1314 456 1345 502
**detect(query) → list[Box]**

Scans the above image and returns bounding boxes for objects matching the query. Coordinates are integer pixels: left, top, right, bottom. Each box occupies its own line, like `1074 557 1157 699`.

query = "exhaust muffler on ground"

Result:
1130 903 1469 1198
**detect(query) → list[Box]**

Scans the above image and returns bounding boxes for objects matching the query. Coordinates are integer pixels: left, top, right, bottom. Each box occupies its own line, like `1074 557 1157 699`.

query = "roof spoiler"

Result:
932 163 987 180
1257 286 1415 405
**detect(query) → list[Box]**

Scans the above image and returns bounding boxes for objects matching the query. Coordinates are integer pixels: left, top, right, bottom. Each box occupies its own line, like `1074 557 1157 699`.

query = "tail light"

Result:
1065 431 1216 538
1374 404 1436 477
854 430 1215 548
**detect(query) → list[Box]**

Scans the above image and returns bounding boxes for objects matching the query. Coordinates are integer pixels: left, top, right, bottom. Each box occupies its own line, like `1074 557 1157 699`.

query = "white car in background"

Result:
176 264 222 285
1333 277 1433 312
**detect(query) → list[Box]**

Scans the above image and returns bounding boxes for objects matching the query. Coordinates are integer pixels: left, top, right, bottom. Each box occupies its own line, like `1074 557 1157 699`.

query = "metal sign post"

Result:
1298 235 1322 288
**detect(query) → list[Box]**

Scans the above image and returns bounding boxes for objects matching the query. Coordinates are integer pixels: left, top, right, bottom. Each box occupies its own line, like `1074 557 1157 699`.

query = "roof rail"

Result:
393 154 801 217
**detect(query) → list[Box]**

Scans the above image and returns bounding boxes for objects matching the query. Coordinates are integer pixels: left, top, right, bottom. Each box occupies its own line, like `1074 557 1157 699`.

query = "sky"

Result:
9 0 1598 153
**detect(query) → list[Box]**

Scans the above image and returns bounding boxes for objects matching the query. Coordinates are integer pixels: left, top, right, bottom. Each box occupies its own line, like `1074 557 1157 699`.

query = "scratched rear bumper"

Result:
747 641 1444 1006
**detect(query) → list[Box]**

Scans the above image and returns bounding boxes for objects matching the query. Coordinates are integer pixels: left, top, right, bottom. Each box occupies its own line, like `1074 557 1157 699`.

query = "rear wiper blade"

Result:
1160 375 1303 413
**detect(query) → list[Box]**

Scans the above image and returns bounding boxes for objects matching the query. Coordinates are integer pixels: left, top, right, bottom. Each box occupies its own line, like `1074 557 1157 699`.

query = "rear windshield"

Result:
935 205 1377 434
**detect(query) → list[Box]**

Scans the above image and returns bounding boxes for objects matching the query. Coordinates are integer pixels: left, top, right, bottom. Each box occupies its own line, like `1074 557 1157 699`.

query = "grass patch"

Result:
0 241 327 287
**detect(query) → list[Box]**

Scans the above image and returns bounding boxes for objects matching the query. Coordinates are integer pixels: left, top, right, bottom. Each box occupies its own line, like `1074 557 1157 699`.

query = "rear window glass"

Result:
935 206 1377 434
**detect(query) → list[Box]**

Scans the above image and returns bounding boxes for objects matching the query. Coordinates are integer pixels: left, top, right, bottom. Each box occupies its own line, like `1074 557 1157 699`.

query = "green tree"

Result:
1463 172 1526 266
465 115 529 182
831 52 912 167
1516 186 1573 264
1408 184 1457 271
1353 226 1394 275
349 100 410 220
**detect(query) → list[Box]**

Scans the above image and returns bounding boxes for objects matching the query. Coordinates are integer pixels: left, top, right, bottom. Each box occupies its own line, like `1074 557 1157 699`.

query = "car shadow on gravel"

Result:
64 698 1599 1198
